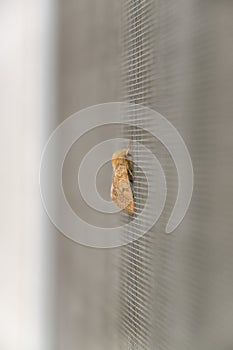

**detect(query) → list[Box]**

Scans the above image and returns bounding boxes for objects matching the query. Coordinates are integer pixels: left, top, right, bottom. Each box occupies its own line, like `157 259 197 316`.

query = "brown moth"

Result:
110 144 134 214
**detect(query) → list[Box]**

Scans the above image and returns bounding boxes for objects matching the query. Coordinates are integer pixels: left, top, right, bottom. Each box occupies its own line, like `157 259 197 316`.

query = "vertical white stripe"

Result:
0 1 57 349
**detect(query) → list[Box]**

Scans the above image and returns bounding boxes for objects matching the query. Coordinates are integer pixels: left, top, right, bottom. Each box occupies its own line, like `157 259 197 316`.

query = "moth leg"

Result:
127 167 134 181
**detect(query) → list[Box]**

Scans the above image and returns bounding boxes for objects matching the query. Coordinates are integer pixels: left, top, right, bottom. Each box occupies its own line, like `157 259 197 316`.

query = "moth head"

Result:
112 149 133 170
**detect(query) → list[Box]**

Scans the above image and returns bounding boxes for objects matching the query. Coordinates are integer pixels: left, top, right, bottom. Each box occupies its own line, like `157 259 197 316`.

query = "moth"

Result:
110 143 134 214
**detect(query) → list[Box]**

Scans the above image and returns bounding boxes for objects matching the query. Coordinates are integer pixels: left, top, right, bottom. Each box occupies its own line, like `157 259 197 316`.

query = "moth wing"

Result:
110 165 134 214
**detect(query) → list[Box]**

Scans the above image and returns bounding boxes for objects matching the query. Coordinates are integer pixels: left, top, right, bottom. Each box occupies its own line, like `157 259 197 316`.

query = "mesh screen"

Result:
116 1 233 350
118 1 161 349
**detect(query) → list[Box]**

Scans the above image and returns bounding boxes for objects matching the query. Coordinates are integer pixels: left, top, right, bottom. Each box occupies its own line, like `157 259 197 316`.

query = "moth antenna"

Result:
126 140 132 155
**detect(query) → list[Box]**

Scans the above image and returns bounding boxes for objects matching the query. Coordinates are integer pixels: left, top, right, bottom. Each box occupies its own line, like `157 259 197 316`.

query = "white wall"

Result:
0 1 57 349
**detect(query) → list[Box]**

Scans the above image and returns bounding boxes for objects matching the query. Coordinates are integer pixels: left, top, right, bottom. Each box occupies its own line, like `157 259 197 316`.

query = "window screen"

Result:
118 1 161 349
116 1 220 349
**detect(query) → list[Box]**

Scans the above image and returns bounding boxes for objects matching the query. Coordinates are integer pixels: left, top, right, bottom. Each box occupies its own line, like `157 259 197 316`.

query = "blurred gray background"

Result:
55 1 121 349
